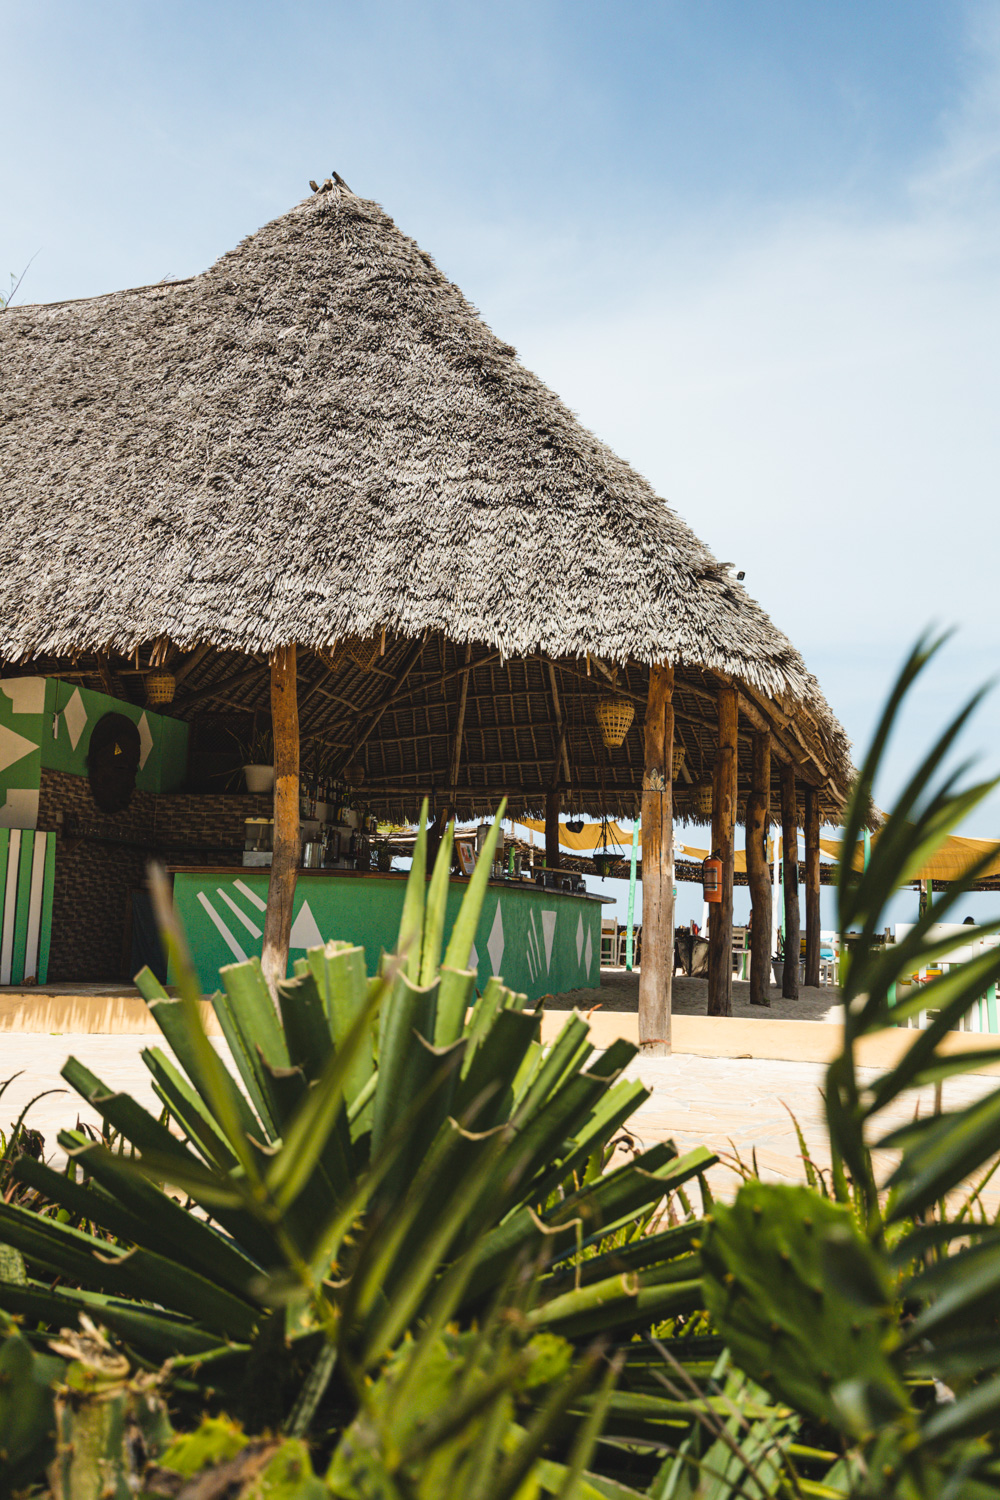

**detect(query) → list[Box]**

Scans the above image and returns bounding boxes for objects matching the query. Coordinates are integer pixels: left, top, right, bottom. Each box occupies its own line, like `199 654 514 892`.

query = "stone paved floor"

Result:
555 969 842 1021
619 1054 1000 1212
3 1031 997 1213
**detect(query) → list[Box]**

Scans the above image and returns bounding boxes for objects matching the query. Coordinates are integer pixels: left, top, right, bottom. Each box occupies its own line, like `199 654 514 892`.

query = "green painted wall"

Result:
0 678 46 828
43 679 188 792
171 870 603 1002
0 677 188 829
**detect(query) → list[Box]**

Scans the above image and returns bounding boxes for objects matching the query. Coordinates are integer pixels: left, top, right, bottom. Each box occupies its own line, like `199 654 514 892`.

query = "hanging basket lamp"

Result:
565 817 585 834
345 760 366 788
144 671 176 707
592 813 622 878
343 634 383 672
594 695 635 749
692 782 713 818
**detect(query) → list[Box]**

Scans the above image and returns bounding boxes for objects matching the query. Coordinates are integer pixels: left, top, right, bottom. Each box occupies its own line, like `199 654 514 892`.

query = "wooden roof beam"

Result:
448 643 473 797
338 638 427 768
171 641 213 689
382 649 503 711
174 657 268 709
710 670 823 785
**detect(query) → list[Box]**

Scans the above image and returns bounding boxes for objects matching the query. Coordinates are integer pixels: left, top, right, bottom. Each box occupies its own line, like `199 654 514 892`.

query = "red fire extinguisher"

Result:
702 852 723 903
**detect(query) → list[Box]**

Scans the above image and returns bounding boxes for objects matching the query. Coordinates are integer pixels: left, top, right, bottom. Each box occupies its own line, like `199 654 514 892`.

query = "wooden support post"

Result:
449 643 472 796
546 661 571 784
780 760 800 1000
96 652 119 700
427 806 454 873
430 641 471 874
261 645 299 996
638 664 674 1054
746 730 772 1007
625 816 639 971
545 789 561 870
707 686 737 1017
804 786 821 988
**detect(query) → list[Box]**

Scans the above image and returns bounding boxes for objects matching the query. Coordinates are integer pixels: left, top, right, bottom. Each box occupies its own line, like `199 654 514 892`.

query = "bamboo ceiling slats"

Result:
6 627 858 823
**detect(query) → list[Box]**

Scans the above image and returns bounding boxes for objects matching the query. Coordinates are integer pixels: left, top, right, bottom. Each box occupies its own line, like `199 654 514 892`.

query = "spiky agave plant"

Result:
0 801 714 1457
702 634 1000 1497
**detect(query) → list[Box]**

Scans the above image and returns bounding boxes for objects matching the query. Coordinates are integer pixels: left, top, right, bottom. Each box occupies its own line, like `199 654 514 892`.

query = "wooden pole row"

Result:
745 730 772 1007
261 645 299 996
707 686 738 1017
780 761 800 1001
254 641 827 1031
804 785 821 988
637 664 674 1055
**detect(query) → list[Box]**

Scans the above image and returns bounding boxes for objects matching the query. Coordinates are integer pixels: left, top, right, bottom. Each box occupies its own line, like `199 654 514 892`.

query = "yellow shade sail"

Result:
518 819 749 872
822 833 1000 883
518 817 635 852
521 819 1000 884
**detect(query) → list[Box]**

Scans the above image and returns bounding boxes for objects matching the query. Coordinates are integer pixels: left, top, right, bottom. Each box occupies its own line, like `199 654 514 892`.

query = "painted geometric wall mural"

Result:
0 677 189 830
0 679 45 829
172 870 603 1003
59 688 88 752
0 828 55 984
487 904 505 976
541 909 557 970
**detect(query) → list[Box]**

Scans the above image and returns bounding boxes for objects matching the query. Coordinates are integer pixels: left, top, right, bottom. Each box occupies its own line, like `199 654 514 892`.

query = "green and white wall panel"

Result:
44 679 188 794
0 829 55 984
0 677 188 985
0 676 188 829
172 870 602 1002
0 678 46 829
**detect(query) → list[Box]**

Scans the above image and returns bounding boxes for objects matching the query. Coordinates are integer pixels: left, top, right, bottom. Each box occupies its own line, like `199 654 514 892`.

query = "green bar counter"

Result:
170 868 605 1001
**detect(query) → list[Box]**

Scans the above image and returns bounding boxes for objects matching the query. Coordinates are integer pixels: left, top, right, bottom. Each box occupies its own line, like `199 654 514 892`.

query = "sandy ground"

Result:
3 1028 997 1213
554 968 842 1022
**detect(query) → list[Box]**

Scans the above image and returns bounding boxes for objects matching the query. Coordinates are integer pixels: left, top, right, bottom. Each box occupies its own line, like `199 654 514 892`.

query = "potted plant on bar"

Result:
230 724 274 794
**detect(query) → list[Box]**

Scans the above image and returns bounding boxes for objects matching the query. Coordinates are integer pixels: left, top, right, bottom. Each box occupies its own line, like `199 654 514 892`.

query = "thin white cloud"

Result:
489 11 1000 666
463 6 1000 833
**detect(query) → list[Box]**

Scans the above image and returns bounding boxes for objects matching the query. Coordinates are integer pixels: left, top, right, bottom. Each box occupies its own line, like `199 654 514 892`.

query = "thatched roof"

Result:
0 178 857 819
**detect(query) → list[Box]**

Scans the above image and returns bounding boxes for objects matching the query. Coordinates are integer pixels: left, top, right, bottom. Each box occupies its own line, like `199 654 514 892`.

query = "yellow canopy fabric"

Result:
821 833 1000 883
518 819 749 872
523 819 1000 883
672 843 749 874
518 817 635 852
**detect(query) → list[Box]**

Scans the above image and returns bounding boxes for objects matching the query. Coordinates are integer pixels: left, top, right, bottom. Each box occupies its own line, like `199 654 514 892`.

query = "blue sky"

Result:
5 0 1000 923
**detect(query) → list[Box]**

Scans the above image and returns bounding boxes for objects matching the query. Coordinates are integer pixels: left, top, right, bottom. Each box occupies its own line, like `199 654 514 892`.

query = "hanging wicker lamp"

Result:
144 671 176 707
342 634 383 672
594 695 635 749
345 760 366 788
692 782 713 818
